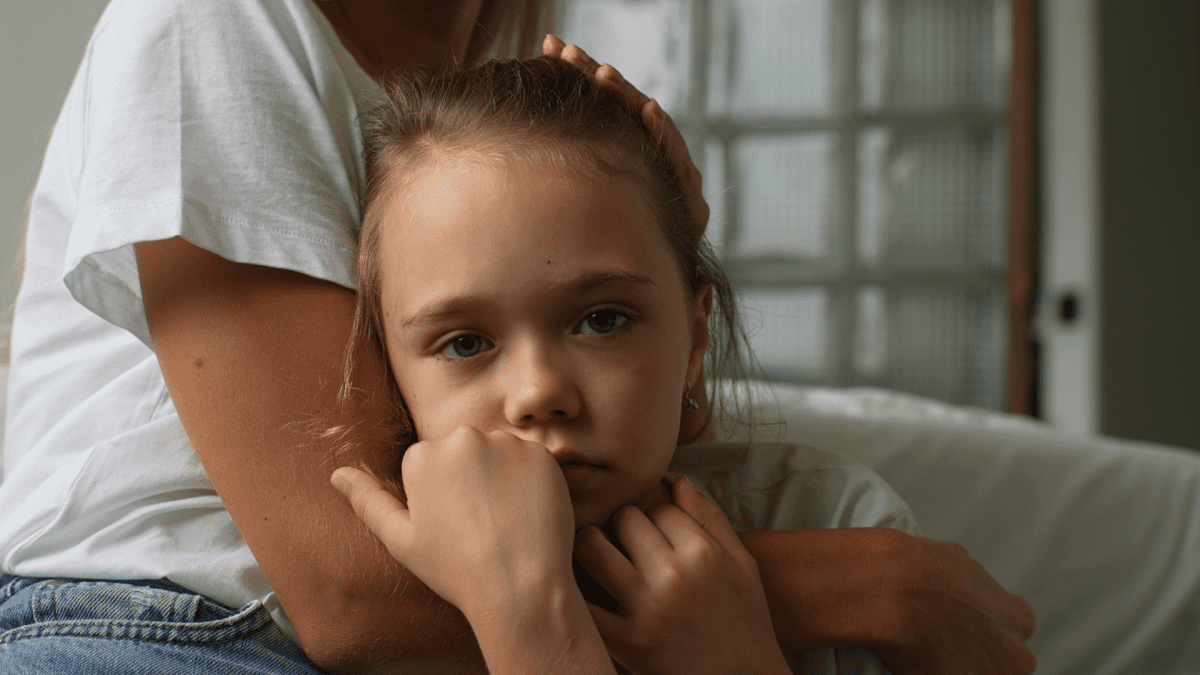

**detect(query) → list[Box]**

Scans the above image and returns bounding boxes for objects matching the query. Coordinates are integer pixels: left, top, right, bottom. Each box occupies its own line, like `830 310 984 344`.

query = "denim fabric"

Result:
0 575 327 674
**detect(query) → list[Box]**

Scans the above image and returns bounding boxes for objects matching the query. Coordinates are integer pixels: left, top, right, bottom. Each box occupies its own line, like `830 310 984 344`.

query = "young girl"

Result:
330 57 917 675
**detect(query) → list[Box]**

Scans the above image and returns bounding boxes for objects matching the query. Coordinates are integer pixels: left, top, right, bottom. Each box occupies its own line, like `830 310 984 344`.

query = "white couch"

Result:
3 368 1197 673
725 380 1200 675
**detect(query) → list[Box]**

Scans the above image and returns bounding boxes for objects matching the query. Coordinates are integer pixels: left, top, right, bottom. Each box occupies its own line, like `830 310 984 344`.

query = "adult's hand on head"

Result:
742 528 1037 675
543 34 709 238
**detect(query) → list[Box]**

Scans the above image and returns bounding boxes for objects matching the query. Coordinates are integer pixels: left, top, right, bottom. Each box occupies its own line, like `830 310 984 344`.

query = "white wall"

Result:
1038 0 1100 435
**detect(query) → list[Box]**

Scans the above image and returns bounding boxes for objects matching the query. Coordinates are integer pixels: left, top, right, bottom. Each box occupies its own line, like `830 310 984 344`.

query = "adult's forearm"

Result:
739 528 1038 675
738 529 905 655
136 238 487 673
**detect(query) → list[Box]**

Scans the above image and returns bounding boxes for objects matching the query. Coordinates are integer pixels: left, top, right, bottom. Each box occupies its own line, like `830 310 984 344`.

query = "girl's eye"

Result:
440 334 491 359
579 309 629 336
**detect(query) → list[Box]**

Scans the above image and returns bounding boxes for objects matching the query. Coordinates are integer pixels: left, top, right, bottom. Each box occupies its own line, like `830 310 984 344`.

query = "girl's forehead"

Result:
376 157 686 302
383 154 661 244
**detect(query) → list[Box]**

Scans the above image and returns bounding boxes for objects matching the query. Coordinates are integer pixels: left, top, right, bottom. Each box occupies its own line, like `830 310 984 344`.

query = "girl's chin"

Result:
573 477 673 529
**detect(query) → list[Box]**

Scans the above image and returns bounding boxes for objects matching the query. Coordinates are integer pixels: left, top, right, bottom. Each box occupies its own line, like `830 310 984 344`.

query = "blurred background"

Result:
2 0 1198 450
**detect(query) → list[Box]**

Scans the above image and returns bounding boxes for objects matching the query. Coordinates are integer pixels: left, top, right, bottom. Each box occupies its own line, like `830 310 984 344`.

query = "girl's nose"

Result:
502 342 581 427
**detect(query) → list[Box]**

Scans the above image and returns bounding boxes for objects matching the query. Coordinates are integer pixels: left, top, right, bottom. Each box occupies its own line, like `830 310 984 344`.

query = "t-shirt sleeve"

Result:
62 0 371 345
666 442 921 535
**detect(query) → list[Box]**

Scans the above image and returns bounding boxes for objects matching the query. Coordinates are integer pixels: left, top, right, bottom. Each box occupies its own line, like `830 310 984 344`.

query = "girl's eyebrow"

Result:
401 296 489 329
554 270 657 294
400 270 656 330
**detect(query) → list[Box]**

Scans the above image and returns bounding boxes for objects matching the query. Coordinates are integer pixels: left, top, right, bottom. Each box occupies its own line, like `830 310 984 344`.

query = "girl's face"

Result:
377 155 709 527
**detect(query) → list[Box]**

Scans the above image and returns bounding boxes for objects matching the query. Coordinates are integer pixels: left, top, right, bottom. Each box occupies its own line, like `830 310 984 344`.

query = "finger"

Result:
670 475 745 560
643 502 709 551
575 525 642 609
541 33 565 58
594 63 652 113
559 42 601 74
611 503 674 570
640 99 709 235
332 467 412 554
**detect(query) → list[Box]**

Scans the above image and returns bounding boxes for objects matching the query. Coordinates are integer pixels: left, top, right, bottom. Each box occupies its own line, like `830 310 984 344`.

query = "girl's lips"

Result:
559 462 606 497
552 448 605 468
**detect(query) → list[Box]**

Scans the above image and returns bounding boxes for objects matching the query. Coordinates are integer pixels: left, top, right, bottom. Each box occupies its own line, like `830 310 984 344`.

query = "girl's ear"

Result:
686 284 713 386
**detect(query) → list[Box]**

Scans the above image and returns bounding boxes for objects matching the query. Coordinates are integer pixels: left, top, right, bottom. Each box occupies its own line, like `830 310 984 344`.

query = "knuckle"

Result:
680 536 720 571
658 557 688 585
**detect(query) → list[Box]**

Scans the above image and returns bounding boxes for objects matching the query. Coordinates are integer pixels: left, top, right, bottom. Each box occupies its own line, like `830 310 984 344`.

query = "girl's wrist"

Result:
467 572 614 675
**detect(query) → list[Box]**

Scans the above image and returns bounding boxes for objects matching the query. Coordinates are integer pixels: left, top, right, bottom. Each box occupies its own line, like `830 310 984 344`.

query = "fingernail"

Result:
649 99 665 121
331 472 349 494
680 474 695 490
604 64 625 84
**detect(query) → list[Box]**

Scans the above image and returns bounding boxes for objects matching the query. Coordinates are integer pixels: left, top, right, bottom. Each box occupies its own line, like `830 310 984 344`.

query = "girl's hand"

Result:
332 426 577 620
575 475 792 675
542 34 709 237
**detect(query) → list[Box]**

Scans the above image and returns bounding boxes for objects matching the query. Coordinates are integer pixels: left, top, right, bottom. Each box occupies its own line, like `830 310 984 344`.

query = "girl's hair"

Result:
332 57 752 462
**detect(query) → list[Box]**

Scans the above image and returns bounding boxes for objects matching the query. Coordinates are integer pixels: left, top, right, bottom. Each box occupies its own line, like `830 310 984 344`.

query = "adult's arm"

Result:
136 236 485 675
742 529 1037 675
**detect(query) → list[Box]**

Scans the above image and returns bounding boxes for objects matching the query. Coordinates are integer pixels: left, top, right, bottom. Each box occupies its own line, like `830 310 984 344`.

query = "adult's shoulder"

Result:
84 0 343 87
62 0 369 347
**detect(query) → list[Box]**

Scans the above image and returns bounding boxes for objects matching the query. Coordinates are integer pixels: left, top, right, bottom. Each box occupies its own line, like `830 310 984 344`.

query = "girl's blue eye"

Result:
579 310 628 335
441 334 491 359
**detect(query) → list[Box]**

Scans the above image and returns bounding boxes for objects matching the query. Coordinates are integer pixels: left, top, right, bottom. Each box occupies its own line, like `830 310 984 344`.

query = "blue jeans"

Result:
0 575 327 674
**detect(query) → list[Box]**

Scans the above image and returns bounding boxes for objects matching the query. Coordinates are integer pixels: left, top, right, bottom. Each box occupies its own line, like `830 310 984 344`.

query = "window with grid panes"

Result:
559 0 1013 410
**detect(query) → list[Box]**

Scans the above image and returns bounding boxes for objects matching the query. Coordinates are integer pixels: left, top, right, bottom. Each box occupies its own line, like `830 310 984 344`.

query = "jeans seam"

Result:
0 598 274 647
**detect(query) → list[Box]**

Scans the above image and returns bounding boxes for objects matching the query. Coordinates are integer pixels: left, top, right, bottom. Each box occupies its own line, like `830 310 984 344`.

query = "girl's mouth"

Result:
552 449 605 469
559 459 605 468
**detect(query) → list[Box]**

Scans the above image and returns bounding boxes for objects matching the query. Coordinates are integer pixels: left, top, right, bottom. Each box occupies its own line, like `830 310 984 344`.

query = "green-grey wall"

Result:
1099 0 1200 450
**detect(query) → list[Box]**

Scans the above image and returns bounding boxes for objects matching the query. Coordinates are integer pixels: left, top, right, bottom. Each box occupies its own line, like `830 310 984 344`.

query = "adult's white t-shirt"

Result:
0 0 379 632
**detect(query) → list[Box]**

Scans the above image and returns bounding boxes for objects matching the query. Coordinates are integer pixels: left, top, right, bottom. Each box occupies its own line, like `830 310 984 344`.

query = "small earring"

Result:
684 394 700 410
